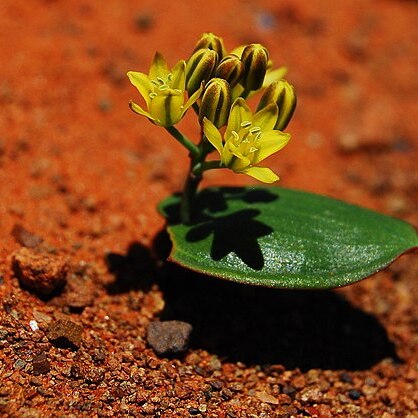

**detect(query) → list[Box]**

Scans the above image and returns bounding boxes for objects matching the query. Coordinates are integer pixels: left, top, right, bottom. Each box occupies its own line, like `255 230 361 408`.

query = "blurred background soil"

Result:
0 0 418 416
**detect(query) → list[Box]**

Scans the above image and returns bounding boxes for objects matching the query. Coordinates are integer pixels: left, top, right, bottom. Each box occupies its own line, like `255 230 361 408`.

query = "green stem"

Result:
178 125 221 223
165 126 199 159
193 160 222 176
180 166 202 224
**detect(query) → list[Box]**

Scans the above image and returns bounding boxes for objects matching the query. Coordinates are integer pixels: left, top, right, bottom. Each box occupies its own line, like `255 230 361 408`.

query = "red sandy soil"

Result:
1 0 418 416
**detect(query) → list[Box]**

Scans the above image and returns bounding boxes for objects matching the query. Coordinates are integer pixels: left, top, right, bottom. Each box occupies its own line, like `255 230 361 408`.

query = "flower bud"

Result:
257 80 297 130
193 32 227 59
186 49 218 95
215 54 244 88
241 44 269 91
199 78 232 128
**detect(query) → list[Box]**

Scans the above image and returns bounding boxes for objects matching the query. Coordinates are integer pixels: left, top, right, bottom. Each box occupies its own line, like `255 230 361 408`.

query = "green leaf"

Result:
158 187 418 289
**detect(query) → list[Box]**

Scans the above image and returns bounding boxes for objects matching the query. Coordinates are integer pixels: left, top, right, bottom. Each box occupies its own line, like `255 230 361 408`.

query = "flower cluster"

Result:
127 32 296 186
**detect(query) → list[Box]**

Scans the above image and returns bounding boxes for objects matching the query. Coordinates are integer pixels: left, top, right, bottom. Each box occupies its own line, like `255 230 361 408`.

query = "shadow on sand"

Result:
104 227 399 371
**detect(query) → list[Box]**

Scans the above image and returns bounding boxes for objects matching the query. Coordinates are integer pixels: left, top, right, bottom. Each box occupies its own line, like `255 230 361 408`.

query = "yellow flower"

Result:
203 98 291 183
127 52 203 127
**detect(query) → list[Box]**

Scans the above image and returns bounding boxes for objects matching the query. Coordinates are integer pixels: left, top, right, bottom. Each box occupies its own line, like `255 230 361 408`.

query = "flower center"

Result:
230 121 261 158
149 73 182 98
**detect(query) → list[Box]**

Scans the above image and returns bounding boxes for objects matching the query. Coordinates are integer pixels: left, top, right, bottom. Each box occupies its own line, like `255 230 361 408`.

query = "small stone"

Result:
30 377 43 386
32 352 50 375
146 320 192 356
33 310 52 324
12 248 68 296
298 387 322 403
47 319 83 349
29 320 39 331
348 389 362 400
134 12 154 31
220 388 233 400
14 358 26 370
11 224 43 248
282 384 297 396
63 276 95 309
255 391 279 405
340 372 353 383
209 380 223 391
98 98 112 112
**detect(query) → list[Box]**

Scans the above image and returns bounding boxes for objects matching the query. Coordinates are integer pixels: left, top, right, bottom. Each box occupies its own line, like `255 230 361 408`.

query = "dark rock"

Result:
348 389 362 400
12 247 68 296
282 384 297 396
32 352 50 375
11 224 43 248
209 380 223 391
340 372 353 384
47 319 83 349
146 320 192 356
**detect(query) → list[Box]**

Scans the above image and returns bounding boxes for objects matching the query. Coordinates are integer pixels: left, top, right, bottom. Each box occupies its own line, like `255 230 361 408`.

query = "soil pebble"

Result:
11 224 43 248
146 320 193 356
62 275 96 309
255 391 279 405
12 248 68 296
32 352 51 375
47 319 83 349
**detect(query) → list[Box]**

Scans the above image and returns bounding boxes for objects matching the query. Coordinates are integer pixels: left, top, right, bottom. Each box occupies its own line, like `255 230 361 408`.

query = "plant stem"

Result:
165 126 199 159
176 123 221 223
193 160 222 176
180 165 202 224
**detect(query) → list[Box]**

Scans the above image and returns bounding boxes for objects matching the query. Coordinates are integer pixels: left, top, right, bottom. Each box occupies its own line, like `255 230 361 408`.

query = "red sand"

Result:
1 0 418 416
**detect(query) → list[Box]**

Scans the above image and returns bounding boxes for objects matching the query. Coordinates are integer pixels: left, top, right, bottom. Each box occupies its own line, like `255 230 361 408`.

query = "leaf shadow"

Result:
186 209 272 270
105 242 156 294
163 187 278 271
155 256 399 371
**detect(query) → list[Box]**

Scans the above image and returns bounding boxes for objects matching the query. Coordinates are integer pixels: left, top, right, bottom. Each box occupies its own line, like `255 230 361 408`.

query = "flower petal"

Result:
230 155 251 172
263 66 288 87
181 82 203 118
129 101 156 122
149 92 183 127
149 52 169 80
127 71 153 106
231 83 245 101
203 118 223 155
253 131 291 163
225 98 252 139
171 60 186 90
242 166 279 183
253 103 278 131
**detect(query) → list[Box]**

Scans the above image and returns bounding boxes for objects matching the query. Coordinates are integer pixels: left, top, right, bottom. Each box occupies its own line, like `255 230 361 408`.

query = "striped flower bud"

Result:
257 80 297 130
193 32 227 59
241 44 269 92
215 54 244 88
186 49 218 95
199 78 232 128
